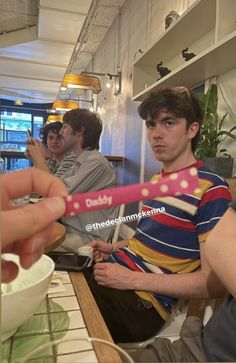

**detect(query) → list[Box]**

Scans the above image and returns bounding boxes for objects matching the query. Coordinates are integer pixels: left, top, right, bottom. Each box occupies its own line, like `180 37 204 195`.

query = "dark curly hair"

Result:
39 121 63 146
138 87 203 152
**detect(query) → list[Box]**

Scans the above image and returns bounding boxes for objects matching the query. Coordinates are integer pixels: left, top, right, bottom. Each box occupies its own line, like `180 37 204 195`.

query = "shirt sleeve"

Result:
195 183 232 243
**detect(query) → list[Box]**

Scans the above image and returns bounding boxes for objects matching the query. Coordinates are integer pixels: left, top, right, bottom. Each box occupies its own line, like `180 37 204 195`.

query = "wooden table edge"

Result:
69 272 122 363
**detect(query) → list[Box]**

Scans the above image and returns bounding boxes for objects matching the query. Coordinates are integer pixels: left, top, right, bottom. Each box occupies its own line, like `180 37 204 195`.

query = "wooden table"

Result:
70 272 122 363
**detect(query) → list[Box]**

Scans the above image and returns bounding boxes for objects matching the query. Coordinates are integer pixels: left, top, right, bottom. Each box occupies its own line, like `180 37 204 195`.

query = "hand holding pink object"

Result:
64 167 199 217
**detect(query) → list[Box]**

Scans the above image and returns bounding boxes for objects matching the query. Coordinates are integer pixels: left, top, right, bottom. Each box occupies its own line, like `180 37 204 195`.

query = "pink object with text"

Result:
63 167 199 217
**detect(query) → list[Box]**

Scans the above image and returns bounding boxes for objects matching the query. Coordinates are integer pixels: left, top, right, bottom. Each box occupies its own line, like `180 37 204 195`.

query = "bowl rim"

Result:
1 254 55 296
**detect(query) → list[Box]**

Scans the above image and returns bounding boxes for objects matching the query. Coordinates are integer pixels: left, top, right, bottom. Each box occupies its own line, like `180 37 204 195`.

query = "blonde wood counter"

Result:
69 272 122 363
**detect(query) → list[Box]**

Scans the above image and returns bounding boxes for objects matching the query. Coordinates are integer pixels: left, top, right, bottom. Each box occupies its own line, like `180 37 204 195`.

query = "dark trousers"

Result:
84 268 165 343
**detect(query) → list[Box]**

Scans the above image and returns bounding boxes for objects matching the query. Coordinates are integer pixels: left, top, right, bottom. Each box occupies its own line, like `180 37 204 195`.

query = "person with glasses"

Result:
86 87 231 343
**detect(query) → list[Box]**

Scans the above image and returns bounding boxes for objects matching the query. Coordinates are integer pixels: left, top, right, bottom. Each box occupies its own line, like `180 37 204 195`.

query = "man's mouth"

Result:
153 144 165 150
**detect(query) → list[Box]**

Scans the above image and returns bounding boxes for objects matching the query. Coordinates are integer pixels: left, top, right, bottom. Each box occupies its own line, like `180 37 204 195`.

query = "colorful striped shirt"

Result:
108 162 232 320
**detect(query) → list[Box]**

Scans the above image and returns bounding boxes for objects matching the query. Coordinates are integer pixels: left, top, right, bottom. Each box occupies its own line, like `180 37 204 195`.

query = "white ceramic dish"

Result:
1 254 54 342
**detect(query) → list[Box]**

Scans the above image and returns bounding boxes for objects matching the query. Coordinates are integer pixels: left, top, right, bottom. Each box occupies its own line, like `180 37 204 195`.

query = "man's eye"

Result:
146 121 156 128
164 119 175 127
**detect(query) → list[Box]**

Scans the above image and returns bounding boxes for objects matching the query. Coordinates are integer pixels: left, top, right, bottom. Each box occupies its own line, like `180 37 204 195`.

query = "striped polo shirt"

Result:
108 162 232 320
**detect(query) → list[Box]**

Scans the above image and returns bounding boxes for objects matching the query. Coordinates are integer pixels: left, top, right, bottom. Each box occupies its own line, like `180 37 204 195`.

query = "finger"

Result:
3 223 60 255
93 250 102 258
1 168 68 207
19 247 44 269
94 253 104 262
2 197 66 246
89 241 99 249
94 276 107 286
2 225 55 270
93 262 107 270
1 260 19 283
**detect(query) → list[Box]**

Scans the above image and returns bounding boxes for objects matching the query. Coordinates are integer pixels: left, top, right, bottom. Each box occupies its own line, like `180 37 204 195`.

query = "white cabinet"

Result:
132 0 236 101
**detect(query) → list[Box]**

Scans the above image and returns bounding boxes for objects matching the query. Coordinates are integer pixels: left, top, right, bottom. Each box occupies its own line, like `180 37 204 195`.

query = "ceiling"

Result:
0 0 125 104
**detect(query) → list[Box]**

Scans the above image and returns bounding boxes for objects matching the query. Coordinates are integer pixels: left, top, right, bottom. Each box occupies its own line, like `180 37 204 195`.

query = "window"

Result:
0 99 51 172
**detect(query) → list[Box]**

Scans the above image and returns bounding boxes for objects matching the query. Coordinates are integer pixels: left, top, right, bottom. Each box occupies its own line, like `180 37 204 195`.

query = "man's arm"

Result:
27 141 51 173
205 206 236 298
132 242 226 298
94 241 226 298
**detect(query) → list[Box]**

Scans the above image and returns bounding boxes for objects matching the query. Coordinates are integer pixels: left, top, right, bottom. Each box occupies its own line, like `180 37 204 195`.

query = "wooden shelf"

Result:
132 0 236 101
105 155 124 162
133 31 236 101
1 151 27 158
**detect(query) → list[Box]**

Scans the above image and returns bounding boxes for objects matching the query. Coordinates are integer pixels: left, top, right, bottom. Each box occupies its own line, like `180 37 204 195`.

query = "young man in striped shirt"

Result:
88 87 231 343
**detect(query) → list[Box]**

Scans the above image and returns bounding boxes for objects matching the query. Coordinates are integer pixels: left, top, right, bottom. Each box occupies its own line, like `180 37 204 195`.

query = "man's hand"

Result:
89 240 114 262
93 262 136 289
1 168 68 282
27 140 47 166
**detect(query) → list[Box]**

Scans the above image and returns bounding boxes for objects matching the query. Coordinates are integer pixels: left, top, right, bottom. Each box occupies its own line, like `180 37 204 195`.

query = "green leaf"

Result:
219 113 227 130
196 84 236 158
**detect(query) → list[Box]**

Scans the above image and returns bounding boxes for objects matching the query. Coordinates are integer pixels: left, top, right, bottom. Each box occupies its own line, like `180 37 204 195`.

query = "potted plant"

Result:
196 84 236 177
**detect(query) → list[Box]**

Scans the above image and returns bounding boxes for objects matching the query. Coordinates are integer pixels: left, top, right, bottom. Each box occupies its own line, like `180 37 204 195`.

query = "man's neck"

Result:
163 154 197 174
72 144 84 157
55 154 65 163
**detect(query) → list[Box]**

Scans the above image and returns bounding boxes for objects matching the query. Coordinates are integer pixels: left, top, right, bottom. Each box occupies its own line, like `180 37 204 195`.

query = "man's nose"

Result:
152 123 163 138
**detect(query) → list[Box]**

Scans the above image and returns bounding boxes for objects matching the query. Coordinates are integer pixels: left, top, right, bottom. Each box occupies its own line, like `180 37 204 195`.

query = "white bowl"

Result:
1 254 54 342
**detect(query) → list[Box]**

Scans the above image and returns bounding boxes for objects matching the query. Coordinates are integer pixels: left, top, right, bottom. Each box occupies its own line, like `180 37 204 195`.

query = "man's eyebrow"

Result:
161 115 175 120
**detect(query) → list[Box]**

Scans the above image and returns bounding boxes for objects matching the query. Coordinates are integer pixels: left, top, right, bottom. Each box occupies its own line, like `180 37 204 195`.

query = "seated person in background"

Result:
1 168 68 283
131 201 236 362
55 108 117 252
25 121 76 178
86 87 231 344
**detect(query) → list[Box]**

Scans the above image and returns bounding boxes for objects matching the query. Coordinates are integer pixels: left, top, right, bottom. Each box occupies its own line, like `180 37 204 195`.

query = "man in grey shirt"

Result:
57 108 117 252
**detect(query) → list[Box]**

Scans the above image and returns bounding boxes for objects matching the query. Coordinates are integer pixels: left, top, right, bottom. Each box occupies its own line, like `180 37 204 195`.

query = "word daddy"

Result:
85 195 112 208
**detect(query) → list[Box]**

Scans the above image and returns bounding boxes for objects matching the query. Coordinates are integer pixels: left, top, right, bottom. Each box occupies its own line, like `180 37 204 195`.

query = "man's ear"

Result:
76 127 84 137
188 122 199 140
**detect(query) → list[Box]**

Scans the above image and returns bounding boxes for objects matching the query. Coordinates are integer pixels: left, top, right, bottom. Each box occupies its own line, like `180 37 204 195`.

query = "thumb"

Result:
2 196 66 246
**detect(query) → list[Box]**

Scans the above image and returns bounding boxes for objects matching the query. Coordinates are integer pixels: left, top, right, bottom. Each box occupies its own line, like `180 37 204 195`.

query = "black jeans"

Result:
83 268 165 343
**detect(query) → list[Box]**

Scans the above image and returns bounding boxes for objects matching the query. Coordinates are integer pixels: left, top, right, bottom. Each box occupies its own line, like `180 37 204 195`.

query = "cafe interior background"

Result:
1 0 236 219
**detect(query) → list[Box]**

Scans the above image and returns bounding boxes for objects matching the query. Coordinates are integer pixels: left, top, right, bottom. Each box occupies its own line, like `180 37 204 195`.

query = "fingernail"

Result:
41 196 66 216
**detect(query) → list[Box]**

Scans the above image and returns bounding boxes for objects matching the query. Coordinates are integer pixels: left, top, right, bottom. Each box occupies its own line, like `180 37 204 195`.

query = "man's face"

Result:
46 130 64 156
59 123 78 152
146 111 198 169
